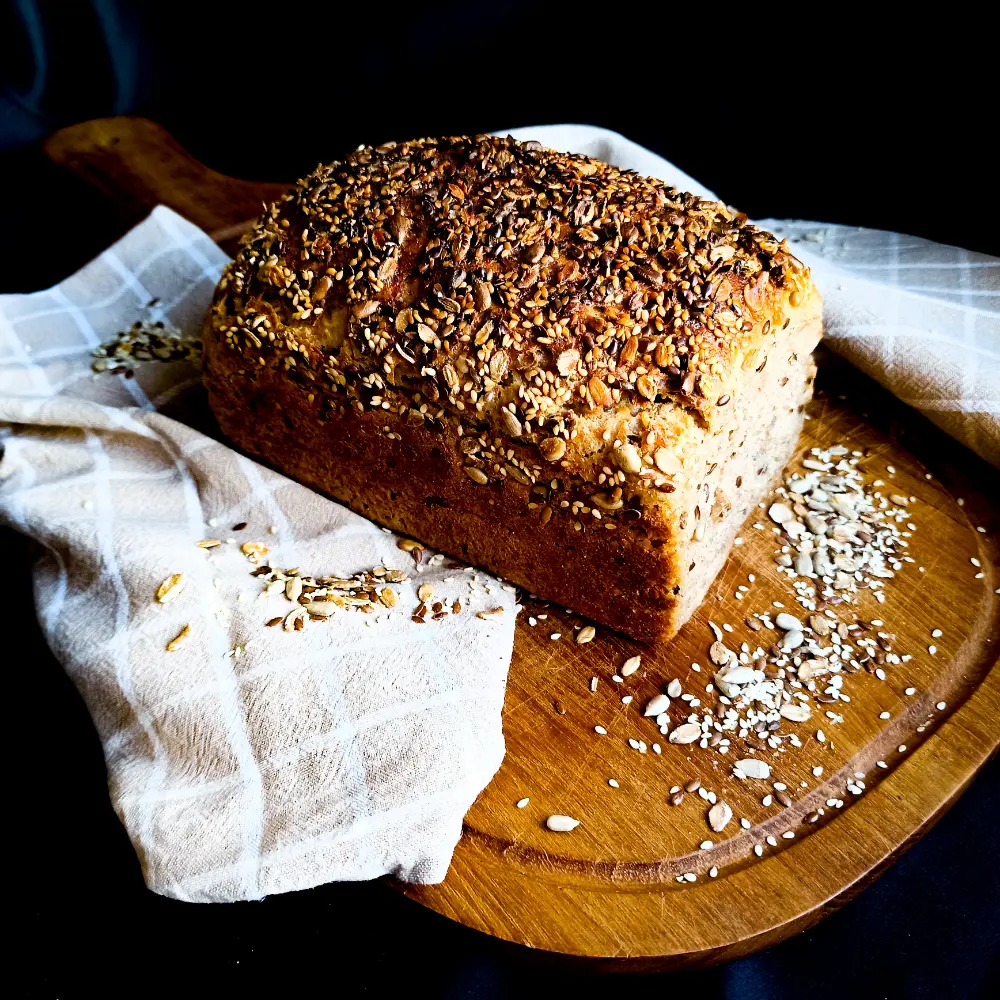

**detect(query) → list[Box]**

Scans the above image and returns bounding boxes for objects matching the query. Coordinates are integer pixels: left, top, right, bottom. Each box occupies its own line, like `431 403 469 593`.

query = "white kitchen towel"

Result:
504 126 1000 467
0 206 516 903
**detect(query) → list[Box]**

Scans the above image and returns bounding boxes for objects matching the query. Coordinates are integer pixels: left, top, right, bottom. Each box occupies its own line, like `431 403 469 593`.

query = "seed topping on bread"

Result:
209 135 814 504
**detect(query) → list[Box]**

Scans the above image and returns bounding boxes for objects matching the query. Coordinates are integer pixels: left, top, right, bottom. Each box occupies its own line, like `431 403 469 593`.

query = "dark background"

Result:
3 2 999 996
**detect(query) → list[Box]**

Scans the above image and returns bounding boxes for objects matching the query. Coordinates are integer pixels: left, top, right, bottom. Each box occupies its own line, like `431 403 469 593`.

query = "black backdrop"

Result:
3 2 999 996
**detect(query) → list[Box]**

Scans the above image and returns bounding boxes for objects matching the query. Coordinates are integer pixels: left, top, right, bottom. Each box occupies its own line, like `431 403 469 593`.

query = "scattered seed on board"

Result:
775 613 802 631
708 802 733 832
576 625 596 644
734 759 771 779
477 607 504 620
669 723 701 745
546 815 580 832
644 694 670 717
621 655 641 676
516 798 529 809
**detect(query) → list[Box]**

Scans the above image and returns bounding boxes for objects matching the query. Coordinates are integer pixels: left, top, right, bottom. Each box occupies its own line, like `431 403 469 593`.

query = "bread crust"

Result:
203 135 822 640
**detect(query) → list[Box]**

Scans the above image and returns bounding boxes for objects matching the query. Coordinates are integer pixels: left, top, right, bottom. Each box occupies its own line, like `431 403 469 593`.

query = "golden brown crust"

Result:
204 135 822 640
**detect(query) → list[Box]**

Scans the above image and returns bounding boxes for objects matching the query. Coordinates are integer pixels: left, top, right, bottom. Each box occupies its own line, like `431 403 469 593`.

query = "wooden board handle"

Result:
43 117 289 250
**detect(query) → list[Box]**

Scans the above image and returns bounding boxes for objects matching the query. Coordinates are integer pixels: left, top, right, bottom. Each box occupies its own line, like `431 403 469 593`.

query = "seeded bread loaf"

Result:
203 135 821 641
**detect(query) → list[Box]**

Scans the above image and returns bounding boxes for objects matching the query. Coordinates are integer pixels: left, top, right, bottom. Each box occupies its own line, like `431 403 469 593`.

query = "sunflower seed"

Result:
304 600 337 617
644 694 670 717
809 614 833 636
710 641 734 666
283 607 307 631
779 702 812 722
540 437 566 462
500 409 522 437
241 541 269 561
735 758 771 779
708 802 733 832
669 723 702 744
165 623 191 651
621 655 641 676
472 279 492 310
780 629 804 651
775 613 803 631
769 503 794 524
155 574 185 603
614 443 643 474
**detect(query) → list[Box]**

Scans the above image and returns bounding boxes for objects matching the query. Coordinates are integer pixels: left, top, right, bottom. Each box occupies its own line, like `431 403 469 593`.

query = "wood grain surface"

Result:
45 118 1000 970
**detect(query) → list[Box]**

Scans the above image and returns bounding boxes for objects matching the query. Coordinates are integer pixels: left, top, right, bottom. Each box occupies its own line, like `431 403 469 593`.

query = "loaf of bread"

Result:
203 135 821 641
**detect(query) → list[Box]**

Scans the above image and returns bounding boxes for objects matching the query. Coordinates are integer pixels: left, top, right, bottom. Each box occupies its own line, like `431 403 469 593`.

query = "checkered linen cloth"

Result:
0 207 515 902
0 126 996 904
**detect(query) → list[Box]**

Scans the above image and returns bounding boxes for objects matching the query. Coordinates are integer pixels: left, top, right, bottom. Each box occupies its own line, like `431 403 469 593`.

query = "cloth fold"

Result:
1 125 997 904
0 207 515 903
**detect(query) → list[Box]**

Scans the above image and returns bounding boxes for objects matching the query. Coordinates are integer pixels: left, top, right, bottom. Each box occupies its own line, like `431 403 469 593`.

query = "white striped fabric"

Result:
0 207 515 903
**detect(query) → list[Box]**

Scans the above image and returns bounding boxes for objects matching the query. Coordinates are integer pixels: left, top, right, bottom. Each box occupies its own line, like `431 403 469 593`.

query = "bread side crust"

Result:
205 306 820 641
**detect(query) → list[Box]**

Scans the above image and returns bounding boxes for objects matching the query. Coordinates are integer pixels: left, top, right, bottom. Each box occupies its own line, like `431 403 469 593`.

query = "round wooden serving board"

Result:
45 118 1000 970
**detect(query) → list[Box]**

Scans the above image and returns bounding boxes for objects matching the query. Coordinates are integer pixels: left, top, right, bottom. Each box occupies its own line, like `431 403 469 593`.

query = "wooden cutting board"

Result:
46 118 1000 970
